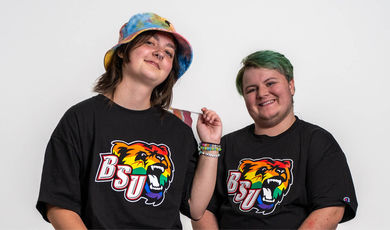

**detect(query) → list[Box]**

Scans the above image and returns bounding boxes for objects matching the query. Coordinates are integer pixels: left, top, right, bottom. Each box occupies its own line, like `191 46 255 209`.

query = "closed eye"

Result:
245 88 256 94
145 40 155 46
165 50 174 58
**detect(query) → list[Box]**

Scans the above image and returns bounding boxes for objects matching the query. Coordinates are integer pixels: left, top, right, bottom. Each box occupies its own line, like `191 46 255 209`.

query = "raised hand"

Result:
196 108 222 144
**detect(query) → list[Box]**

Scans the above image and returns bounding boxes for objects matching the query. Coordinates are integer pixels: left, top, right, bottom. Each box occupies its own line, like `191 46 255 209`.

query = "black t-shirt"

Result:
36 94 198 229
208 117 357 229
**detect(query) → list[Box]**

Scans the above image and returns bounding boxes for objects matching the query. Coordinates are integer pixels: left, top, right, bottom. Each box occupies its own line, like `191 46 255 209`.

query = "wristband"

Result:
199 142 222 152
199 151 220 158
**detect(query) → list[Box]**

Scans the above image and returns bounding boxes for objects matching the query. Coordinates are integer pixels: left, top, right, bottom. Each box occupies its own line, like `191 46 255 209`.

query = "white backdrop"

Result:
1 0 389 229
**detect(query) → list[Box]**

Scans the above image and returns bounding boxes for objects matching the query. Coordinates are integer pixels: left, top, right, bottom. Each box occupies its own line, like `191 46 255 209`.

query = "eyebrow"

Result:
264 77 278 82
152 34 176 50
244 77 278 90
244 85 257 90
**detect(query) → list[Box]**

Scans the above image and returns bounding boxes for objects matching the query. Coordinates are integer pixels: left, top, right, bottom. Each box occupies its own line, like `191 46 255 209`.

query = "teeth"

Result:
148 174 163 190
151 165 164 172
260 100 275 106
267 178 281 185
151 185 163 190
262 188 275 202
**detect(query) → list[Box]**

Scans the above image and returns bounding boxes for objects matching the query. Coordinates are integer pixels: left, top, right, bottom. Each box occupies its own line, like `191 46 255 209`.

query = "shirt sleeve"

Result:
36 108 83 222
306 129 357 222
179 135 199 219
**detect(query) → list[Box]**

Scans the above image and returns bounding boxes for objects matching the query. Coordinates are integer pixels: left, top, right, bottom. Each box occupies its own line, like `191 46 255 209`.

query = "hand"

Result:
196 108 222 144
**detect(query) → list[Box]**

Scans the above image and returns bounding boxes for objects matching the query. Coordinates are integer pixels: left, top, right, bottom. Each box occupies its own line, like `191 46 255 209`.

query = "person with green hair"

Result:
193 50 357 229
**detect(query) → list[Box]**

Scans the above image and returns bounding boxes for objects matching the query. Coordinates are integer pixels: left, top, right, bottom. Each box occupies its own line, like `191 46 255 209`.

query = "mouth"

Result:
261 177 283 203
146 164 166 192
258 99 276 107
145 60 160 70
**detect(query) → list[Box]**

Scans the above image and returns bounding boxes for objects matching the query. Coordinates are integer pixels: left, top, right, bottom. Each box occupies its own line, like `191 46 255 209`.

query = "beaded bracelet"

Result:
199 151 220 158
198 142 221 158
199 142 222 152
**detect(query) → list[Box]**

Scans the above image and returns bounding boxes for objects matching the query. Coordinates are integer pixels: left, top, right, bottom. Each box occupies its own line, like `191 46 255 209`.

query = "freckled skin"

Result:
122 32 176 88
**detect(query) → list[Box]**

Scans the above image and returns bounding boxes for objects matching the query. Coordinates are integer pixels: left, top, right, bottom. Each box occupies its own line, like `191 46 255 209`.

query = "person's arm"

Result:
188 108 222 220
192 210 219 230
47 205 87 230
298 206 345 230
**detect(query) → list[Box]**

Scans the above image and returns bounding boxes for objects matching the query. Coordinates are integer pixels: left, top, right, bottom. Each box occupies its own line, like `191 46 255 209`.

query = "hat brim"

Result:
104 28 193 78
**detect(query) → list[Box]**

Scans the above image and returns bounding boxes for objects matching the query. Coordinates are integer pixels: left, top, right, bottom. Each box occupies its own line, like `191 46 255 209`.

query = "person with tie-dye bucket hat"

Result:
36 12 222 229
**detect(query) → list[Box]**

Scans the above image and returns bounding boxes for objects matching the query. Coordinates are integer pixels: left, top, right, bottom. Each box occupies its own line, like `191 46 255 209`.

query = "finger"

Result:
197 113 204 124
202 109 215 119
206 114 221 126
201 108 212 122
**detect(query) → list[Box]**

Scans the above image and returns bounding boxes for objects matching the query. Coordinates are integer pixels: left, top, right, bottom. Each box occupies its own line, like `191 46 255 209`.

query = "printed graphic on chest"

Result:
95 140 174 206
227 157 293 214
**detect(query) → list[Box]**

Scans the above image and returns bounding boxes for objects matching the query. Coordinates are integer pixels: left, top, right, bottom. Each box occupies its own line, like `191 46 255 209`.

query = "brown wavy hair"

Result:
94 31 180 109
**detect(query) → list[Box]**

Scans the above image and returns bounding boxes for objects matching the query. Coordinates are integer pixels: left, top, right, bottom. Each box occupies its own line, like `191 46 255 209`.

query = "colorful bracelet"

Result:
198 142 221 158
199 142 222 152
199 151 220 158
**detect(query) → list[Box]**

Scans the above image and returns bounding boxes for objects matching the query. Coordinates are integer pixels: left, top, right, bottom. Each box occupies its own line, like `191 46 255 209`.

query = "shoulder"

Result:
296 118 336 142
58 94 108 126
296 118 343 159
222 124 253 143
66 94 104 115
53 95 102 135
158 110 195 139
164 110 194 129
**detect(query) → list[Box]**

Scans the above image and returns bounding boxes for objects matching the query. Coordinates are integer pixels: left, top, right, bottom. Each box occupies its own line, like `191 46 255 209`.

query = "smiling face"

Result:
242 67 295 130
122 31 176 88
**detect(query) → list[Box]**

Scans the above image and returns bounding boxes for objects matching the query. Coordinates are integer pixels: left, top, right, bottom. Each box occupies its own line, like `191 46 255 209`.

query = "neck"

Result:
108 77 153 110
254 113 296 136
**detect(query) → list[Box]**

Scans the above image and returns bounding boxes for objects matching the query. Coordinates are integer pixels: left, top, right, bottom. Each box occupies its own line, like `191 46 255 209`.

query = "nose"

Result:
257 84 269 98
152 49 164 60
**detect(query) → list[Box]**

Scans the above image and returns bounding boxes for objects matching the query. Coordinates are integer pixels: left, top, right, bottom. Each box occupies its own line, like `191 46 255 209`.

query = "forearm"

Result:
47 205 87 230
188 152 218 220
299 206 345 230
192 210 219 230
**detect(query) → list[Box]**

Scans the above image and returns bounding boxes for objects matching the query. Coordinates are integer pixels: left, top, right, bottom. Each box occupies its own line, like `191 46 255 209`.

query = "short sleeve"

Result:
307 130 357 222
36 109 83 222
179 135 199 219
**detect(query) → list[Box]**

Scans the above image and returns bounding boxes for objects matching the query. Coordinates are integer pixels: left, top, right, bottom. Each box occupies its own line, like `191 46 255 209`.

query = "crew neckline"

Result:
249 116 300 142
95 94 158 114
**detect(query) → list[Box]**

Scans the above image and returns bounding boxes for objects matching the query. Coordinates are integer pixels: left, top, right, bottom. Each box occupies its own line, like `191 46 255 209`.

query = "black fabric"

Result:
36 94 198 229
208 117 357 229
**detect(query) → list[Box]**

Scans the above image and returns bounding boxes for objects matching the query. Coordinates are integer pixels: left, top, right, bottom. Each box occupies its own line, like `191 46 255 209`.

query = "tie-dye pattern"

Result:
104 12 192 78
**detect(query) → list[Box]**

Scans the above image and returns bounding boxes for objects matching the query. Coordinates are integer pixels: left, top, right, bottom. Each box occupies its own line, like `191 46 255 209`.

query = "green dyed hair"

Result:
235 50 294 95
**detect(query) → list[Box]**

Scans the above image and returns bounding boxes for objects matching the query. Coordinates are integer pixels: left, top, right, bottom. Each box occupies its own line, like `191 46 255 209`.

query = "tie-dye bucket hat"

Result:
104 12 193 78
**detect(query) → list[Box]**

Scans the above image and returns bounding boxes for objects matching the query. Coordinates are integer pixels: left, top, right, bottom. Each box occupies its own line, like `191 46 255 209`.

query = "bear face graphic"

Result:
112 141 174 205
238 158 293 214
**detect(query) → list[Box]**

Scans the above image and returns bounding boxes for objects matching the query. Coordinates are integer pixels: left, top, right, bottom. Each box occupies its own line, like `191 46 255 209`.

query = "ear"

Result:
112 141 129 157
117 50 124 59
239 160 255 172
159 145 168 155
288 79 295 96
283 160 292 169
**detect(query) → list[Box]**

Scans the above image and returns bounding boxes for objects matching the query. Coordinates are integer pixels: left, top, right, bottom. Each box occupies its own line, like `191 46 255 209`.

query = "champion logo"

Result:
343 197 351 203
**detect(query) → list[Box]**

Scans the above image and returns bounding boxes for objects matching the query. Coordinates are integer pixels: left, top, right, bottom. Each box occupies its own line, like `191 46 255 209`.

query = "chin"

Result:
256 111 294 129
144 76 167 87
